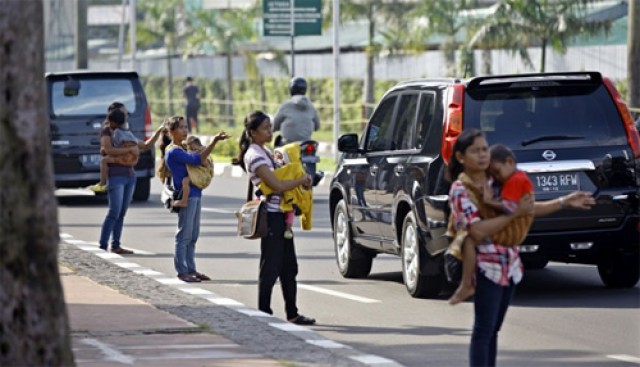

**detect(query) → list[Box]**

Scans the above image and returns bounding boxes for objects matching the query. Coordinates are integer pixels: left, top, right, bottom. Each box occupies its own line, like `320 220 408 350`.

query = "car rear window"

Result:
464 84 627 149
51 78 138 116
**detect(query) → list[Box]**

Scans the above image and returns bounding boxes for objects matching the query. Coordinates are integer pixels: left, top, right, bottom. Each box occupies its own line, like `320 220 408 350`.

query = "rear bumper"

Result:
521 215 639 264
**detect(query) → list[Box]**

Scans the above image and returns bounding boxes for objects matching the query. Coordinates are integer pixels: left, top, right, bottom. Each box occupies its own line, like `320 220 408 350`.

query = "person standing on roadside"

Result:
183 76 201 133
233 110 316 325
165 115 230 282
98 102 165 254
272 77 320 145
447 129 595 367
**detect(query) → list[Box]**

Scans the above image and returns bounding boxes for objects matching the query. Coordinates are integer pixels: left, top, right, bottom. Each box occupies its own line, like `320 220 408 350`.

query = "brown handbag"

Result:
236 181 268 240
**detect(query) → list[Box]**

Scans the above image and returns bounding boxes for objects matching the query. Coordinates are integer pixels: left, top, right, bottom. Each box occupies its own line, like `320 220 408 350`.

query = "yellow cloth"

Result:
164 143 214 189
258 143 313 230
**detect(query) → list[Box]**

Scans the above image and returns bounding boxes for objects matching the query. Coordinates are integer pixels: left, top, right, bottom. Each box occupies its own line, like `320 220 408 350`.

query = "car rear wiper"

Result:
521 135 585 147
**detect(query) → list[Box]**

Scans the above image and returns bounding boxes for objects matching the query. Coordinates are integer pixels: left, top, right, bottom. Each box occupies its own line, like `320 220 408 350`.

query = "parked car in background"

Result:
46 70 155 201
330 71 640 298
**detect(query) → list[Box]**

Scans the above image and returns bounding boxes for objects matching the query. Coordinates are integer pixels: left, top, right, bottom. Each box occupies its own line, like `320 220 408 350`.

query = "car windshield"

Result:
464 84 627 149
51 78 137 116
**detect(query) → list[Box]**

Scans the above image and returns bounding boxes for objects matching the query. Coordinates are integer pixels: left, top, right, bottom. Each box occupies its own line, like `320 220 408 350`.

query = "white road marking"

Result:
202 207 236 214
607 355 640 364
60 233 73 239
298 284 381 303
114 262 142 269
132 269 163 276
81 338 134 365
270 323 311 332
350 354 402 365
155 278 185 285
207 297 245 306
181 288 214 295
306 339 349 349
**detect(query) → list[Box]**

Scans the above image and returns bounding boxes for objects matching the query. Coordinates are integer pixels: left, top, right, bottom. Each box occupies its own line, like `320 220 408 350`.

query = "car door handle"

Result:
394 165 404 175
370 165 378 175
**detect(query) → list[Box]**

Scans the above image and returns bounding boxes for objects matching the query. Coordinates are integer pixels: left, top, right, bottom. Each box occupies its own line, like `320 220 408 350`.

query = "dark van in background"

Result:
46 71 154 201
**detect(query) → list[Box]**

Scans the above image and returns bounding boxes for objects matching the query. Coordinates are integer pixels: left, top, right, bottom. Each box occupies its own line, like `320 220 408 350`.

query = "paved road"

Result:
57 176 640 367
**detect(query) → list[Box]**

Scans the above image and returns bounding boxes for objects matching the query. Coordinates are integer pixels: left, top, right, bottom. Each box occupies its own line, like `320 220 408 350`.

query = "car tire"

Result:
133 177 150 202
401 212 442 298
333 199 372 278
597 252 640 288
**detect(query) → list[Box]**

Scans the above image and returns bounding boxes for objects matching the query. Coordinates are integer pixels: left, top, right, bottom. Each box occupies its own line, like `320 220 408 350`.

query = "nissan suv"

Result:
46 71 155 201
330 71 640 298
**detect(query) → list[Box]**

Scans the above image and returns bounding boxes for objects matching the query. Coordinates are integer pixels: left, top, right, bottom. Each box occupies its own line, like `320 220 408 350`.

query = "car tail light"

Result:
144 106 153 140
301 142 317 156
441 84 465 164
603 77 640 158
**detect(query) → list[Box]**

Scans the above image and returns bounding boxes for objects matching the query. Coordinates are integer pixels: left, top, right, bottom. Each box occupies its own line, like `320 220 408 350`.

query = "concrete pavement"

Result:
58 240 402 367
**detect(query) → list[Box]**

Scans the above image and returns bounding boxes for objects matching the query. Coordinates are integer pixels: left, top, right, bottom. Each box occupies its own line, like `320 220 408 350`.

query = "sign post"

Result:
263 0 322 76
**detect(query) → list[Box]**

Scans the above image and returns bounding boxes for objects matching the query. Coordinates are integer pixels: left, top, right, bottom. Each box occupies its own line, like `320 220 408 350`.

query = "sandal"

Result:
288 314 316 325
177 273 201 283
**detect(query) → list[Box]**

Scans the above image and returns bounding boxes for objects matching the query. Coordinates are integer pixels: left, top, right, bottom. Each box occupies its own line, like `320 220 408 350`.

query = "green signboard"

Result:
263 0 322 37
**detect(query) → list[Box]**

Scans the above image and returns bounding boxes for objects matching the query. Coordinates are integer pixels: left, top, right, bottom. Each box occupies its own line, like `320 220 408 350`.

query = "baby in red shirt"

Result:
449 144 534 305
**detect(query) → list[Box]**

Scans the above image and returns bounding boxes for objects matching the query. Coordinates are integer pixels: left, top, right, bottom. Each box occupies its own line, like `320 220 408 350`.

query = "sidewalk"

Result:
58 241 394 367
61 265 283 366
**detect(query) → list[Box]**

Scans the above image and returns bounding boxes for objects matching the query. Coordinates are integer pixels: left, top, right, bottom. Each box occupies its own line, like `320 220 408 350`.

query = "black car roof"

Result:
45 70 139 79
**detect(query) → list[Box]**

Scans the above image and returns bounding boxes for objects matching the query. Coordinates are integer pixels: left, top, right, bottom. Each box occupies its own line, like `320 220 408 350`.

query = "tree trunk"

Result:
540 38 547 73
226 52 235 126
481 49 492 75
0 2 75 366
628 0 640 110
363 6 375 125
443 39 456 77
166 45 174 115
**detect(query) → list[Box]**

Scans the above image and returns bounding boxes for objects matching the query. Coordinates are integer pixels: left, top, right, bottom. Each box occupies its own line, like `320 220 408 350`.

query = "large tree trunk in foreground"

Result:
0 2 75 366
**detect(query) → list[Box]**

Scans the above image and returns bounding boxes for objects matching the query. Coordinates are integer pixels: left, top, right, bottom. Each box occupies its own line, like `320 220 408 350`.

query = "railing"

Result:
147 98 377 134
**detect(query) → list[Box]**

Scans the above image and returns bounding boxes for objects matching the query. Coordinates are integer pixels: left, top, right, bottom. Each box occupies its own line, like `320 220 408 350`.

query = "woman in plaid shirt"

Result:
447 129 595 367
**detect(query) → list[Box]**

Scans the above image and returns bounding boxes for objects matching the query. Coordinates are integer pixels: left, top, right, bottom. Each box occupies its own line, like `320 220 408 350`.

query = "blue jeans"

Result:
99 175 136 250
469 271 516 367
174 196 201 275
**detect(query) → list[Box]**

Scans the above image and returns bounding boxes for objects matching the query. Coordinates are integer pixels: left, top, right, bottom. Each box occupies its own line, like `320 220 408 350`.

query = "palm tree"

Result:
469 0 614 73
138 0 184 115
410 0 477 77
338 0 414 119
184 7 261 126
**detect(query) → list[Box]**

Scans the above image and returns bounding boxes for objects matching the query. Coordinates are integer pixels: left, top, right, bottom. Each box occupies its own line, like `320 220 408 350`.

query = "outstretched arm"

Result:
534 191 595 217
138 125 166 151
199 131 230 161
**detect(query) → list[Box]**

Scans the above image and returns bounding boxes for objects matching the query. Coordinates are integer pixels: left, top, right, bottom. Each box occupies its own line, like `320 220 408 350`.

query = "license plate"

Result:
80 154 102 168
531 172 580 193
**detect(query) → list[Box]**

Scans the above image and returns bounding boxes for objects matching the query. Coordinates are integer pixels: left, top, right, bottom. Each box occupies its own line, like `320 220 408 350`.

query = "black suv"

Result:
46 71 154 201
330 72 640 298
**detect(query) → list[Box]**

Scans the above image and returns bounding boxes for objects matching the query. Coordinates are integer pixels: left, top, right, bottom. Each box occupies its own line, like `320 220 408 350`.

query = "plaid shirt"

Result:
449 180 523 286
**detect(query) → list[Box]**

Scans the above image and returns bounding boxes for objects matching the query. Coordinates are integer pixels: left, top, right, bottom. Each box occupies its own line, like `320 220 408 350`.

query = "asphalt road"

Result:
57 176 640 367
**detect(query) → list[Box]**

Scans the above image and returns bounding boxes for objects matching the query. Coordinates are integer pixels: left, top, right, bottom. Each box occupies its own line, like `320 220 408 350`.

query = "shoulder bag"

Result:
236 180 268 239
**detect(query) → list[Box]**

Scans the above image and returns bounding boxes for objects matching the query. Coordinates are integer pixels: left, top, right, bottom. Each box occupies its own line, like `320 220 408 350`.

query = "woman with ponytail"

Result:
233 110 316 325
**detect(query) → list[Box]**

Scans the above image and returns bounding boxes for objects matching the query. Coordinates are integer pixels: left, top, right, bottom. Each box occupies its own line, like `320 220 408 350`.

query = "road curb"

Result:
58 237 403 367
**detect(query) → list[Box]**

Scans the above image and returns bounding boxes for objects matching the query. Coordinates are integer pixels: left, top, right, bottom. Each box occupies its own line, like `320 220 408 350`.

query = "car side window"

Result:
415 92 438 154
392 93 419 150
366 95 398 152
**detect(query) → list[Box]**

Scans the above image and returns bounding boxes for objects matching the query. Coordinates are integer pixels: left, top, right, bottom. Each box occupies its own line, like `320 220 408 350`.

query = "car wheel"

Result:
133 177 150 201
333 199 372 278
401 212 442 298
597 252 640 288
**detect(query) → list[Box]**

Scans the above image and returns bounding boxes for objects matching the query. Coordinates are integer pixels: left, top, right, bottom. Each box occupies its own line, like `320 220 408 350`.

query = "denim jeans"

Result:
174 196 201 275
99 175 136 250
469 271 516 367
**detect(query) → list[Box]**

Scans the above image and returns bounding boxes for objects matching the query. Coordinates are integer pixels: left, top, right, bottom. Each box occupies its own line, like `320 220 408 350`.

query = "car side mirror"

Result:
63 78 80 97
337 133 360 153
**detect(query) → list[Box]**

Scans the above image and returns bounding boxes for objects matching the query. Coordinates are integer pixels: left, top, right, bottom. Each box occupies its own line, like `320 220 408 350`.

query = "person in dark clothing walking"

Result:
183 77 201 133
